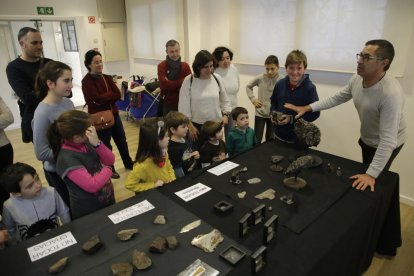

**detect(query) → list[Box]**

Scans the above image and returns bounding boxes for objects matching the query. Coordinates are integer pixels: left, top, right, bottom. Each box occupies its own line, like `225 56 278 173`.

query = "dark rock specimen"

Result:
49 257 69 274
82 235 103 255
111 263 133 276
132 250 152 270
294 118 321 147
149 236 167 253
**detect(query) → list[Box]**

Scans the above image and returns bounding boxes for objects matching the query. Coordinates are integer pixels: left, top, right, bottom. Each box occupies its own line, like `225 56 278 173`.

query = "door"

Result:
6 20 85 107
0 24 20 130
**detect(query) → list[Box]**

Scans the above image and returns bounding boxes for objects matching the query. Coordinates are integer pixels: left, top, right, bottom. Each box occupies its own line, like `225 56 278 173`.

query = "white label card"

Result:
27 231 77 262
207 161 239 176
175 183 211 202
108 200 155 224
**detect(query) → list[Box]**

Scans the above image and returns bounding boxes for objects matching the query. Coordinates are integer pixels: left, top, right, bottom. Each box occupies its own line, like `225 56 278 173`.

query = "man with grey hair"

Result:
157 39 191 116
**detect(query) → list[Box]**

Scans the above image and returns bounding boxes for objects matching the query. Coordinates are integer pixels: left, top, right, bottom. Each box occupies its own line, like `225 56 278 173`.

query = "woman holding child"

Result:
178 50 232 149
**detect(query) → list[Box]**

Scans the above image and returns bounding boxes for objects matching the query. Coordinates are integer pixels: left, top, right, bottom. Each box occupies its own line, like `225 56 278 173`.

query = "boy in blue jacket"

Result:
227 107 257 157
270 50 320 144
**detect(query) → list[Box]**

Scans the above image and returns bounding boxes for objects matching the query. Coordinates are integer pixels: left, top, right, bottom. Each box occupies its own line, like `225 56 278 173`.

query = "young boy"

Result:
226 107 257 157
164 111 200 177
246 55 284 143
270 50 320 144
1 163 70 242
200 121 227 168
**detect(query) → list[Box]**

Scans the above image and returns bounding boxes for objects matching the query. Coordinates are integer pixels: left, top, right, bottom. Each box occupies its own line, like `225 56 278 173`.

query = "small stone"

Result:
132 250 152 270
237 191 246 198
111 263 133 276
165 235 179 249
255 189 276 200
49 257 69 274
82 235 103 255
191 229 224 253
117 228 139 241
270 164 284 172
271 155 284 164
247 177 261 184
153 215 167 225
149 236 167 253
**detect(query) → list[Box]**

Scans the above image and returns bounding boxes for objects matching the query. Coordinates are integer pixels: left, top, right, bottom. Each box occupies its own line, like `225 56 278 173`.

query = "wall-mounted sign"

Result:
88 16 96 24
37 7 54 15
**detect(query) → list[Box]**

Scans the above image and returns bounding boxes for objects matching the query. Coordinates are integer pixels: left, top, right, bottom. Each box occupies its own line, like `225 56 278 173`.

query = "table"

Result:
0 141 400 275
0 190 250 275
159 141 401 275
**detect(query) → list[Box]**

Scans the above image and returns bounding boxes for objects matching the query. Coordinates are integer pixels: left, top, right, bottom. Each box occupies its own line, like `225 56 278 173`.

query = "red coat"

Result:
157 60 191 108
81 73 121 114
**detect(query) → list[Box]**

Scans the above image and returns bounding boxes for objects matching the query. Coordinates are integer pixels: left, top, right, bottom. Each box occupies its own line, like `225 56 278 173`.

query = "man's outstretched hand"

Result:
283 103 312 119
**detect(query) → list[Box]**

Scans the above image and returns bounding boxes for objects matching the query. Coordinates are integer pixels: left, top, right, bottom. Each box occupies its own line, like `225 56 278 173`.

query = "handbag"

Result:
91 109 115 130
85 75 115 130
144 79 160 93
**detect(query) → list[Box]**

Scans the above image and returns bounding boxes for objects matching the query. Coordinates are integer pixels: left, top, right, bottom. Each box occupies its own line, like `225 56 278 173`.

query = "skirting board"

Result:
400 195 414 207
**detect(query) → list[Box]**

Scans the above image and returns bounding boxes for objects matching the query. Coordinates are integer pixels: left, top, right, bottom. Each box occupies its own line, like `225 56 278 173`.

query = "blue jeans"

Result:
174 167 185 178
254 116 274 143
97 113 133 169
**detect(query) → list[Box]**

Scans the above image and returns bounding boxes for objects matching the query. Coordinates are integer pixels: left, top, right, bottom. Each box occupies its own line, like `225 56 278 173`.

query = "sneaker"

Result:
111 171 120 179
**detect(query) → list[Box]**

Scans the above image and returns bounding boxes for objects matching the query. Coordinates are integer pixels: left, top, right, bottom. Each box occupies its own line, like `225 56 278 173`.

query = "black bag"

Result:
145 79 160 93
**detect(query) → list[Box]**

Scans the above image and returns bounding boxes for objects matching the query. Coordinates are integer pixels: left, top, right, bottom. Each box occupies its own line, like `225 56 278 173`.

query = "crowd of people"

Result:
0 28 406 248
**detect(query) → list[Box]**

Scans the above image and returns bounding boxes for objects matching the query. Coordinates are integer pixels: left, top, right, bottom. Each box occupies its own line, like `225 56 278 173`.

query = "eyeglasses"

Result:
356 53 384 62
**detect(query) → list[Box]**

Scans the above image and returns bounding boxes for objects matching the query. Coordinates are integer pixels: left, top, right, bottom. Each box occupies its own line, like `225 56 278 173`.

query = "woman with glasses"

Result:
178 50 232 150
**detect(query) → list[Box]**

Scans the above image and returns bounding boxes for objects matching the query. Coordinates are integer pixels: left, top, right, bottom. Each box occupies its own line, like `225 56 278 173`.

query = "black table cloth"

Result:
0 141 401 275
0 190 249 275
159 141 401 275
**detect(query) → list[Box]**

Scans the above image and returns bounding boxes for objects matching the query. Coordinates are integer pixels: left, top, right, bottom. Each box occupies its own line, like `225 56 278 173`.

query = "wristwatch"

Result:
93 141 101 148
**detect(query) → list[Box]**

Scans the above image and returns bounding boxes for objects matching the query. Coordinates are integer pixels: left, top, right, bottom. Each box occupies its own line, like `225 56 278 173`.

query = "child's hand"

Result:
191 151 200 159
218 152 226 160
0 229 9 244
85 126 100 146
155 180 164 187
277 115 291 125
253 99 263 108
222 115 229 125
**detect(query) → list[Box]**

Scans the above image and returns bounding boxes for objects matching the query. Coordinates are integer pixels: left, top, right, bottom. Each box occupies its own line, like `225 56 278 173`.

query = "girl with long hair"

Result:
125 121 175 193
48 110 115 219
32 61 74 209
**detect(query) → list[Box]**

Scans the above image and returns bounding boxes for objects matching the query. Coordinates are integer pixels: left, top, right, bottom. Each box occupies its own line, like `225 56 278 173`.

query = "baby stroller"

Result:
117 77 161 121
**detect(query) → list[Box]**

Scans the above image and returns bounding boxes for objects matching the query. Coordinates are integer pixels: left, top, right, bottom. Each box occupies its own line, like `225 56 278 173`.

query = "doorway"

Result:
1 20 85 130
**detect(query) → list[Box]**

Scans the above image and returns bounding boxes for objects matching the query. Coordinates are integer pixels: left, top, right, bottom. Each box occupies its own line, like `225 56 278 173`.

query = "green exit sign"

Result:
37 7 54 15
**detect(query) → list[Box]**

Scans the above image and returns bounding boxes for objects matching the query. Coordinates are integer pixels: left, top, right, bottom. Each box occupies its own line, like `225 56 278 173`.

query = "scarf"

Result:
166 56 181 80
